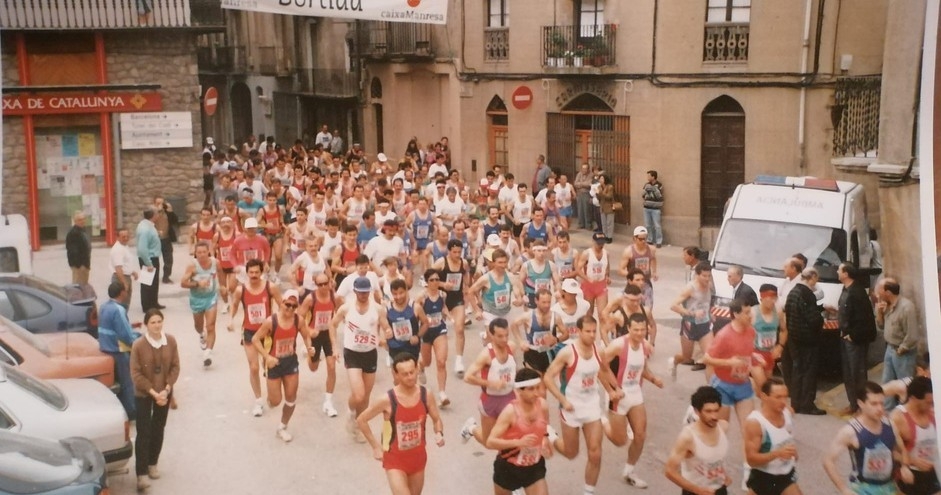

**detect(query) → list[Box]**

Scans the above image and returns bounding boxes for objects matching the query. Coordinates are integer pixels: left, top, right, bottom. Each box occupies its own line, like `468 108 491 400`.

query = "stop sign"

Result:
203 86 218 116
511 85 533 110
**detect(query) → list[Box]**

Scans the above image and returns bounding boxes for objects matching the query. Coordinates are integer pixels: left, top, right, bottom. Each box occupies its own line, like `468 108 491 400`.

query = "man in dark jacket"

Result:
837 262 876 414
783 267 826 415
65 210 91 285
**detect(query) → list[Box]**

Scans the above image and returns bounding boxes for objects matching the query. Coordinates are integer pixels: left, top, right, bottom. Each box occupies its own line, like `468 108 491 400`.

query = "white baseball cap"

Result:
633 226 648 236
283 289 300 302
244 217 259 229
377 152 388 162
561 279 581 294
487 234 501 247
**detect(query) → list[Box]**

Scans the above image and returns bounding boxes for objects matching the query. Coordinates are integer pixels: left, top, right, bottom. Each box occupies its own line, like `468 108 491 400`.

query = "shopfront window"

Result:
34 124 107 241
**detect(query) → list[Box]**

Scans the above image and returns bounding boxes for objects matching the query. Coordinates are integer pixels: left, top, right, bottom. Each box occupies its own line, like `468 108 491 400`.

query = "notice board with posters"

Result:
34 128 106 240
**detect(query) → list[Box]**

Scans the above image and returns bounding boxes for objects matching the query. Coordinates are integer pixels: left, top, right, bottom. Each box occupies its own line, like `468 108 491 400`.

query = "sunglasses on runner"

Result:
316 281 329 287
284 303 298 309
427 277 440 282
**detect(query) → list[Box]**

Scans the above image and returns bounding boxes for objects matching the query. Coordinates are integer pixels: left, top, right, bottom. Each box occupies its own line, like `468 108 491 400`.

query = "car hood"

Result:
34 379 128 452
42 332 103 358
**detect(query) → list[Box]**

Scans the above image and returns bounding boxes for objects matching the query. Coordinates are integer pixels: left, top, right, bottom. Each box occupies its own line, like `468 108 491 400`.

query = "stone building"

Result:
0 1 222 249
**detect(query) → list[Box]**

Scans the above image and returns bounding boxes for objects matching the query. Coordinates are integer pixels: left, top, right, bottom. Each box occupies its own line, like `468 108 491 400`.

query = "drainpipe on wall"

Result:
111 117 123 230
797 0 814 174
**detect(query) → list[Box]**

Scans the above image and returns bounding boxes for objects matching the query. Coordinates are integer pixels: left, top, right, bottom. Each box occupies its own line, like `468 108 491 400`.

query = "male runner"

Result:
460 318 518 447
544 315 621 495
252 289 315 442
181 241 218 367
470 249 523 326
602 312 663 488
357 353 445 495
665 386 733 495
229 259 282 416
432 239 471 378
384 279 422 370
415 269 451 408
331 277 391 442
889 377 938 495
577 232 611 320
618 226 658 306
299 272 340 417
512 289 560 373
213 216 238 314
743 377 801 495
521 240 558 309
670 261 715 380
257 191 286 282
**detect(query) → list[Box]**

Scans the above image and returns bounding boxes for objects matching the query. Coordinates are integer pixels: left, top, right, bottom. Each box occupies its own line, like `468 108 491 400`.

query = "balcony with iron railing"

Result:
703 22 749 63
196 44 246 73
484 27 509 61
359 21 434 60
0 0 225 29
297 69 359 98
542 24 617 74
256 46 292 76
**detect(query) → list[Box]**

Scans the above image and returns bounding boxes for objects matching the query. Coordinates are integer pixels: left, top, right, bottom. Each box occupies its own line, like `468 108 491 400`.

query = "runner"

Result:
703 298 757 423
229 259 282 417
213 216 237 314
285 208 311 263
357 353 445 495
669 261 715 381
298 272 340 418
190 207 217 256
743 377 801 495
485 368 557 495
521 207 555 249
752 284 786 392
552 279 590 348
180 241 219 368
231 217 271 286
824 381 911 495
332 225 362 287
415 269 451 408
426 226 451 267
544 315 621 495
664 386 733 495
601 312 663 488
889 376 937 495
432 239 471 378
336 254 382 305
460 317 518 448
406 197 436 275
470 249 523 326
576 232 611 320
618 226 658 307
331 276 391 442
342 184 369 228
252 289 315 442
307 189 330 232
602 284 654 345
512 290 560 374
257 191 286 281
384 279 422 378
551 231 578 281
521 240 558 309
290 233 331 300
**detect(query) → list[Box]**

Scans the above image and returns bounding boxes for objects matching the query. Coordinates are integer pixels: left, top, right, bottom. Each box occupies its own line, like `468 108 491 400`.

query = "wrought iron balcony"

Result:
703 22 749 62
542 24 617 72
359 21 434 60
484 27 509 61
0 0 225 29
256 46 293 76
197 44 246 72
297 69 359 98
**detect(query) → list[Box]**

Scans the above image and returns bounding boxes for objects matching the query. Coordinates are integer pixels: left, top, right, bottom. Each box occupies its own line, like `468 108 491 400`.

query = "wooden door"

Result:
701 114 745 226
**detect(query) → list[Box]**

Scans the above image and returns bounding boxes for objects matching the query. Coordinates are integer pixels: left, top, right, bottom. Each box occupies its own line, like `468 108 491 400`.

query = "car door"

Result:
9 290 56 334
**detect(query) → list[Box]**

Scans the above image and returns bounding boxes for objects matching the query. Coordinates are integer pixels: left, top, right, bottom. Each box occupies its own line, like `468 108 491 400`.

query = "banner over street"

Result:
221 0 447 25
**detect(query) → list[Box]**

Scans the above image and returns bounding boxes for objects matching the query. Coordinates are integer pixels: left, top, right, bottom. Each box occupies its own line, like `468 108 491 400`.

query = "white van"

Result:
709 175 878 328
0 214 33 275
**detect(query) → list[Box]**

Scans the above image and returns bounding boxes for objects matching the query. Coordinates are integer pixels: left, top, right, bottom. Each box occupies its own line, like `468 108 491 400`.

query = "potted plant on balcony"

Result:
573 44 586 67
590 35 609 66
547 31 566 67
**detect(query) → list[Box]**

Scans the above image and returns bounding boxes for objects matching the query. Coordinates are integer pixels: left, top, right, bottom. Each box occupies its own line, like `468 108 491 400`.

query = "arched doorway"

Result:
487 96 508 171
701 95 745 226
547 93 630 222
370 77 384 153
230 82 253 144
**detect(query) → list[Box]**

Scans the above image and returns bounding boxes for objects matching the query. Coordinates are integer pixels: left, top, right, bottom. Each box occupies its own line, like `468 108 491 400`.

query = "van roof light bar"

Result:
753 175 840 192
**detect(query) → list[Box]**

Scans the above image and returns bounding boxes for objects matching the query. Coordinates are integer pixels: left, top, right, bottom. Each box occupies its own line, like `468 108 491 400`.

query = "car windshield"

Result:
712 219 847 283
0 315 52 357
2 362 67 411
0 432 82 493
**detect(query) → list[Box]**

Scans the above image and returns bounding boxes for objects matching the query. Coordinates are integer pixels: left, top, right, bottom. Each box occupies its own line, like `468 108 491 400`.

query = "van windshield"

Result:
712 219 846 283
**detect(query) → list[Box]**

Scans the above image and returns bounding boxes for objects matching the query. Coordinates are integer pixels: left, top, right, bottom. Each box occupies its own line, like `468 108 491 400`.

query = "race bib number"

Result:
313 311 331 331
274 338 294 358
349 325 378 351
291 237 303 251
244 249 259 261
416 224 429 239
520 207 530 219
580 375 596 391
625 365 642 387
446 272 463 289
219 246 232 262
247 303 266 324
531 331 550 351
516 446 541 466
731 356 750 381
392 319 413 341
590 262 604 276
534 279 551 292
427 312 443 328
396 420 422 450
697 461 727 485
861 443 893 480
757 334 776 351
634 257 650 274
560 263 574 278
494 289 510 310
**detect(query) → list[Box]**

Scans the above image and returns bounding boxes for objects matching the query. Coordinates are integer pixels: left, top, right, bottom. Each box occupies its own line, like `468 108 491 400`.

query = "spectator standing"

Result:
784 267 827 415
98 281 141 418
152 196 176 284
641 170 664 247
836 263 877 415
875 278 921 395
315 124 332 149
573 163 593 230
109 228 139 310
596 174 616 243
130 309 180 492
65 210 91 286
532 154 550 193
329 128 344 155
136 208 163 312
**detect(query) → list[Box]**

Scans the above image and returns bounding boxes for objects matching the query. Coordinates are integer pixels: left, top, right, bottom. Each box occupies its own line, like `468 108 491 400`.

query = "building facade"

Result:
1 0 222 249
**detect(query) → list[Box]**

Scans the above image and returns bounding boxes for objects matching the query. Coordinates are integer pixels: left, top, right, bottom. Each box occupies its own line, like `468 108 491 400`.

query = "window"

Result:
707 0 751 23
832 77 881 158
13 292 50 320
0 293 13 321
579 0 605 29
488 0 508 27
0 248 18 274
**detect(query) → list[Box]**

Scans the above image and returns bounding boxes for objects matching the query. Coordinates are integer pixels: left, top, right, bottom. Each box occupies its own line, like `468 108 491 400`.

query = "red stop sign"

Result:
512 85 533 110
203 86 218 116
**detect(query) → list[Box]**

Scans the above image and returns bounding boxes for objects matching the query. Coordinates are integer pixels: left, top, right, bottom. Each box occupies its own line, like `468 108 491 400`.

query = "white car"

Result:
0 362 131 471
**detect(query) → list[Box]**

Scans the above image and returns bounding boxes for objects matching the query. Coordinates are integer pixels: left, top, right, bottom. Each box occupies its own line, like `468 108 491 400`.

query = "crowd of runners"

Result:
173 137 938 495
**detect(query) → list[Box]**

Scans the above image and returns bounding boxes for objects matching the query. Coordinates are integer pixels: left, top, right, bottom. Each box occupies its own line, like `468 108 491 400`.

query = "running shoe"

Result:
346 413 357 435
354 429 367 443
269 272 280 284
202 349 212 368
546 424 559 444
438 391 450 408
454 357 465 378
460 416 478 443
623 469 648 489
199 332 207 351
147 465 160 480
419 369 427 385
668 357 678 382
251 402 264 417
322 399 338 418
220 304 228 315
276 427 293 443
386 354 393 368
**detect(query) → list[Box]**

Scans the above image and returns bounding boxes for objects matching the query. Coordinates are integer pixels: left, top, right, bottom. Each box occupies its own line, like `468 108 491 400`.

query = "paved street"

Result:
33 230 856 494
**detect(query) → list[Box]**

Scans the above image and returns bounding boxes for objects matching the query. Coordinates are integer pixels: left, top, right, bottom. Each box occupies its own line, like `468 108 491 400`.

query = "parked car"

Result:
0 362 131 471
0 274 97 338
0 430 108 495
0 316 114 390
